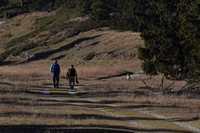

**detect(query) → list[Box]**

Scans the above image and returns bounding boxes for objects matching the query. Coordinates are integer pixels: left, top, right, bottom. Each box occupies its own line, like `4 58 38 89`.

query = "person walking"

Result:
50 60 60 88
66 65 79 90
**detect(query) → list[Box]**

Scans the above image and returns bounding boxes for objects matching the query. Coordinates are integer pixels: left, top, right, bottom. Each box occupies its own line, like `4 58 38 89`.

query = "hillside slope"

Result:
0 11 143 65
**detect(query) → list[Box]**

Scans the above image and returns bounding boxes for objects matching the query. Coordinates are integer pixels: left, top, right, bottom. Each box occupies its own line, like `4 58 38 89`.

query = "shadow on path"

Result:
0 125 192 133
0 82 15 87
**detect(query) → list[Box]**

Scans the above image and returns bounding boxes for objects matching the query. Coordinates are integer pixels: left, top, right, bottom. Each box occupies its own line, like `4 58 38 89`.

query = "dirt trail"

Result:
136 109 200 133
36 76 200 133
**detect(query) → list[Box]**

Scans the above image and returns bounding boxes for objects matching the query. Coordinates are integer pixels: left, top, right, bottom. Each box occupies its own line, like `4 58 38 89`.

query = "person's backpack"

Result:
68 68 76 77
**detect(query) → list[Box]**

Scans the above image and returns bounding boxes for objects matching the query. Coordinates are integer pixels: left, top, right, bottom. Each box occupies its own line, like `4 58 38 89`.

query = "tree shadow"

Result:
83 41 99 48
52 54 66 60
0 82 15 87
2 111 197 123
1 100 67 107
117 104 186 110
25 35 102 62
0 61 15 66
96 100 125 104
97 71 134 80
0 125 192 133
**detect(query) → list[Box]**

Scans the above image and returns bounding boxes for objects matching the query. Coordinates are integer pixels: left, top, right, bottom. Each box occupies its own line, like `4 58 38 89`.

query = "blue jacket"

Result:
50 63 60 76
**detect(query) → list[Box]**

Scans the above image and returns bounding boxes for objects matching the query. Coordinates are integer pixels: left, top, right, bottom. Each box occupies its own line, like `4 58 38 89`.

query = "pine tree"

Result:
90 0 112 20
77 0 93 16
110 0 139 31
0 0 8 7
137 0 200 82
177 0 200 82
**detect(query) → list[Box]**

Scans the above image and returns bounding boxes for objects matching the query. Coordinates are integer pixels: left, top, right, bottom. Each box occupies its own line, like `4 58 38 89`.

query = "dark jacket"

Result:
50 63 60 77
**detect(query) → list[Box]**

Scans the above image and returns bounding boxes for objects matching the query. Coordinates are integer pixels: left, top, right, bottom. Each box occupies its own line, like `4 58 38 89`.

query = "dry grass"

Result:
0 60 200 132
77 60 141 78
0 60 50 83
0 11 56 54
80 73 199 110
1 12 199 131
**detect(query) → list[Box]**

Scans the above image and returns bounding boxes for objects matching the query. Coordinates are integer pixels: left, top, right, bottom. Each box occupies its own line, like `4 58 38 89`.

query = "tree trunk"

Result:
21 0 24 7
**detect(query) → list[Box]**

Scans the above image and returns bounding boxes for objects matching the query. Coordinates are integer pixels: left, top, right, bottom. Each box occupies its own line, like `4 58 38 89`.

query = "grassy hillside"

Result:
0 11 142 66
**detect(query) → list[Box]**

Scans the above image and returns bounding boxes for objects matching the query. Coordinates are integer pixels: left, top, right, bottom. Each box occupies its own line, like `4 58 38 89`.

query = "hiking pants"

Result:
53 75 59 88
69 78 75 90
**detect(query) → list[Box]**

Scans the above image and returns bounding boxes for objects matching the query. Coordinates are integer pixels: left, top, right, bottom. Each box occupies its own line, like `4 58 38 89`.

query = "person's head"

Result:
54 60 57 64
71 65 74 68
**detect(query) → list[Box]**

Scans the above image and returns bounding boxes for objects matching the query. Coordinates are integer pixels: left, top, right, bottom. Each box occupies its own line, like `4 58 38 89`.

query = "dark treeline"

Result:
0 0 141 31
1 0 200 83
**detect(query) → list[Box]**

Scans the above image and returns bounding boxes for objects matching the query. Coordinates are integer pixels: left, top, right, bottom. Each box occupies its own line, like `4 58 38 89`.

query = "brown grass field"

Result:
0 11 200 133
0 59 200 133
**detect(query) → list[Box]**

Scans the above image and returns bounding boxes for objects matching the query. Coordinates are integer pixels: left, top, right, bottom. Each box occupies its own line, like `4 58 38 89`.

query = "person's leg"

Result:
71 78 75 90
56 75 59 88
71 80 74 90
69 78 75 90
69 79 72 89
53 77 56 88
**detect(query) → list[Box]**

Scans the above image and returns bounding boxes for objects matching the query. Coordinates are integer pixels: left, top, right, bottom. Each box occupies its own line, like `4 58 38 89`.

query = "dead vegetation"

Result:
0 58 200 132
0 11 200 132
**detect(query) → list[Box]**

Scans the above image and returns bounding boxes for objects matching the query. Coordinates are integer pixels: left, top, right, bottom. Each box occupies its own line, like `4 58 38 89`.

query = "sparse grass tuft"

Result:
83 52 96 61
5 31 36 48
12 42 38 56
34 16 55 31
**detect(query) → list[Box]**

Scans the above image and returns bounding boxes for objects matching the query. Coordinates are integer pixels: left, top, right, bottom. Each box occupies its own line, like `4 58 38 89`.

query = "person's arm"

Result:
57 64 61 75
75 69 79 83
66 69 69 80
50 64 53 77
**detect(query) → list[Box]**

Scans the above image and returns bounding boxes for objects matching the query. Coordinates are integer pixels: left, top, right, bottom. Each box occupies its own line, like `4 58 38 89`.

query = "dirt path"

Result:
36 78 199 133
31 89 195 133
135 109 200 133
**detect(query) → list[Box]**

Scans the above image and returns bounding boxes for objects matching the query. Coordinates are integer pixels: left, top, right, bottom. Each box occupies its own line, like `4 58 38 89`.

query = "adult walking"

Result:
50 60 60 88
66 65 79 90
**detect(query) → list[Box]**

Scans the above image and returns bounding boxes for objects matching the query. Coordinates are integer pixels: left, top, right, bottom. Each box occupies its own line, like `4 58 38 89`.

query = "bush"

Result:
3 7 28 18
12 42 38 56
74 19 107 32
83 52 96 61
2 32 12 38
47 37 64 45
6 31 36 48
34 16 55 31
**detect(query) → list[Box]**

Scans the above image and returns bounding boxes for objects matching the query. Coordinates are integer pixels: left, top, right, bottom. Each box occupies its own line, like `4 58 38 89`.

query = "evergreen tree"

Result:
0 0 8 7
177 0 200 82
20 0 24 7
25 0 56 11
77 0 93 16
137 0 200 82
110 0 139 31
90 0 113 20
